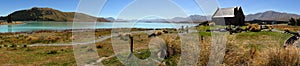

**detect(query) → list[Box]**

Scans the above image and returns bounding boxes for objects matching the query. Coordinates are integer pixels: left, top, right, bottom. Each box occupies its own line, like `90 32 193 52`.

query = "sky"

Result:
0 0 299 19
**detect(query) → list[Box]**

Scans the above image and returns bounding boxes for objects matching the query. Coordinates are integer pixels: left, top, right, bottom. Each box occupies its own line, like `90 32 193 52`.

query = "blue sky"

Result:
0 0 299 19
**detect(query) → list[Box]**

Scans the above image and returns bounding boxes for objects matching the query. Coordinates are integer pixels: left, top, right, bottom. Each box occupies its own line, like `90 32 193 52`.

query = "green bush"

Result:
47 50 58 54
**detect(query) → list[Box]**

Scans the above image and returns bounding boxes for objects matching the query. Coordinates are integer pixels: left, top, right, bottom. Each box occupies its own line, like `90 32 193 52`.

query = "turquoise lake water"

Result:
0 21 197 33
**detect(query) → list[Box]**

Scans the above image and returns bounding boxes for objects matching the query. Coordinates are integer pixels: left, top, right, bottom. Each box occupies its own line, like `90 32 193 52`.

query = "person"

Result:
181 26 184 33
185 26 189 33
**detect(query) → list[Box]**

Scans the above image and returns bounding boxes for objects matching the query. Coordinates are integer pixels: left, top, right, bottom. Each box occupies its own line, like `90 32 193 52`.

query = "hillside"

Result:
174 11 300 22
8 7 109 22
169 15 207 22
170 11 300 22
246 11 300 21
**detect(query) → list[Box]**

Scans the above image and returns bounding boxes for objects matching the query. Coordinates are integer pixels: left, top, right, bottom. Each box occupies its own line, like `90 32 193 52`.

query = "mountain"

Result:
169 15 208 22
171 17 189 22
105 17 115 21
246 11 300 21
7 7 109 22
170 11 300 22
188 15 208 22
136 18 168 22
115 11 300 22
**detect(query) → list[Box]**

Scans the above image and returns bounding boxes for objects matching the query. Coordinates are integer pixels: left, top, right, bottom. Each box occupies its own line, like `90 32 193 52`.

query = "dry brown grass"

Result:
263 47 300 66
273 25 300 31
0 46 76 65
156 31 296 66
0 22 24 25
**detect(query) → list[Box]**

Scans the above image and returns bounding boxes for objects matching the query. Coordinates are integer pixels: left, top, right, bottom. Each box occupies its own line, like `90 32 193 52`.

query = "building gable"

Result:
213 7 235 18
212 6 245 26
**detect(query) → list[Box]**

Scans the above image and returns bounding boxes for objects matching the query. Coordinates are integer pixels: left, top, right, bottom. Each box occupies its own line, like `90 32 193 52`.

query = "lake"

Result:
0 21 198 33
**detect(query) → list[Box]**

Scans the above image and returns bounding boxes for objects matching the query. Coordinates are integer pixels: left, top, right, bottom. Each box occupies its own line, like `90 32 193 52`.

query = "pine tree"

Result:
289 18 297 26
297 18 300 26
7 15 12 23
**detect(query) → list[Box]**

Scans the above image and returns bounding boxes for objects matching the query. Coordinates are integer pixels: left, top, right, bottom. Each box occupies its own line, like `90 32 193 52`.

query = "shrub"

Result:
47 50 58 54
97 44 103 48
22 45 27 48
9 44 16 48
3 44 8 47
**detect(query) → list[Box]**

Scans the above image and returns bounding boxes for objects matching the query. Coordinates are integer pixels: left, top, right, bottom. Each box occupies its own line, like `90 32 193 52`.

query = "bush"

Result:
9 44 16 48
96 44 103 48
47 50 58 54
22 45 27 48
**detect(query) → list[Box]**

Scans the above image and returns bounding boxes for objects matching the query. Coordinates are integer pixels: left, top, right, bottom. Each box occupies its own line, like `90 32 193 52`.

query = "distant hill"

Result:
7 7 109 22
188 15 208 22
170 11 300 22
105 17 115 21
11 8 295 22
169 15 208 22
246 11 300 21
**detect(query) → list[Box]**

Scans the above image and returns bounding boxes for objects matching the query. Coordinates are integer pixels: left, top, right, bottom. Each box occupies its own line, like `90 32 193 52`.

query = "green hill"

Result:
7 7 109 22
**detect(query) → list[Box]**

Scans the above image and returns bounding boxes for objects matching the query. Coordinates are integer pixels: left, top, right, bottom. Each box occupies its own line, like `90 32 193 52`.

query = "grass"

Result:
155 26 294 66
102 57 124 66
0 32 72 45
134 49 151 60
0 46 76 65
199 32 211 37
263 47 300 66
273 25 300 31
1 26 300 65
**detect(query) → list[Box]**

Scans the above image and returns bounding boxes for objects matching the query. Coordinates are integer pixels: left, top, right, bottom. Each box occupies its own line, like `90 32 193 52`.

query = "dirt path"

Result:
28 34 115 47
28 30 154 47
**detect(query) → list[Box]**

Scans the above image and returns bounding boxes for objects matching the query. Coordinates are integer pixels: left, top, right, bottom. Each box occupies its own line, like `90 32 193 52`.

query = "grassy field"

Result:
0 26 300 66
273 25 300 31
95 28 296 66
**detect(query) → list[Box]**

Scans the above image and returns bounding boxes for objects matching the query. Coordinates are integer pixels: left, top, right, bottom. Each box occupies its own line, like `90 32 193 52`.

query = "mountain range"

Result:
171 11 300 22
2 7 300 22
5 7 109 22
135 11 300 22
245 11 300 21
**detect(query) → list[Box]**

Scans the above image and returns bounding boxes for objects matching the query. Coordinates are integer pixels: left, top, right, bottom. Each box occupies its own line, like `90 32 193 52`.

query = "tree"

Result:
289 18 296 26
290 18 300 26
7 15 12 23
297 18 300 26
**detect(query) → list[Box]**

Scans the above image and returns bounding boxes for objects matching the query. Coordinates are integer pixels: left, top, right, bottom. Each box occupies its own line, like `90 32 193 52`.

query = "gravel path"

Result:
28 30 154 47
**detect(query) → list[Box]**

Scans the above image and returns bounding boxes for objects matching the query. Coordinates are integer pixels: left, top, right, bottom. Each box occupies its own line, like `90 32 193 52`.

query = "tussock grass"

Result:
273 25 300 31
263 47 300 66
159 31 294 66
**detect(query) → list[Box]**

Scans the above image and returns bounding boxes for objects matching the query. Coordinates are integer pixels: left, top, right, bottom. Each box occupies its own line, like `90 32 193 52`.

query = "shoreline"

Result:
0 22 24 25
0 28 176 34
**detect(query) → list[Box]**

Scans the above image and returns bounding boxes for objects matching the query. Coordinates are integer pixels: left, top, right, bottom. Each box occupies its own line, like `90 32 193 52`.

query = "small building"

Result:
212 6 245 26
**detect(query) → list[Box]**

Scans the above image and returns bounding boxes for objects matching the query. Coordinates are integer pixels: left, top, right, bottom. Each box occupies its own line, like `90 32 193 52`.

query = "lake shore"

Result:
0 22 197 33
0 22 24 25
0 28 176 34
